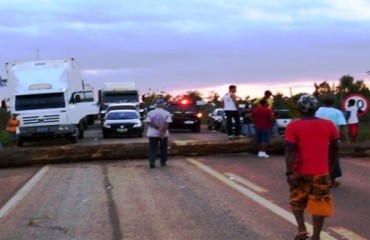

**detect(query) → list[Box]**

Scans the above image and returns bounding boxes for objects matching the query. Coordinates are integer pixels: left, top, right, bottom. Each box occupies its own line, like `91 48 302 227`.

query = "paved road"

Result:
0 154 369 240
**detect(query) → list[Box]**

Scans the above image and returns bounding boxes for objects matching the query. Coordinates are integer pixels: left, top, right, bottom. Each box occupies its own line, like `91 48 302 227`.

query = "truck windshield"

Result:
15 93 65 111
104 93 139 103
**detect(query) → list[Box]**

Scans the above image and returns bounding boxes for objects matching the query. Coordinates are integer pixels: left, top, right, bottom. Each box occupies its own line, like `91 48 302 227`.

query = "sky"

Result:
1 0 370 100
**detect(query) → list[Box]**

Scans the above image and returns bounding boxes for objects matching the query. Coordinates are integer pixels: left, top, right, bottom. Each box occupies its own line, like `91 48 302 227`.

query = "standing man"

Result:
315 93 349 188
7 113 20 145
253 90 278 135
222 85 241 139
250 99 274 158
346 99 359 143
144 99 172 168
285 95 339 240
253 90 274 109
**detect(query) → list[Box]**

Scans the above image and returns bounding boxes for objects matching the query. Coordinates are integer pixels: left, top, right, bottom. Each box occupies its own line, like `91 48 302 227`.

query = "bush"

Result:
0 130 11 146
0 111 11 146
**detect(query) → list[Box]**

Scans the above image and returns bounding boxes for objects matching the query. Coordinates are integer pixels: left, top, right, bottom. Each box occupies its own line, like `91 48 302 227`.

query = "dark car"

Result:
165 98 202 133
102 110 144 138
207 108 224 130
274 109 292 135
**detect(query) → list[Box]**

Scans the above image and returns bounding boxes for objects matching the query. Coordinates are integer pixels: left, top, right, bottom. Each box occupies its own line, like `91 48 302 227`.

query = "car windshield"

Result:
108 105 136 111
107 112 138 120
275 111 290 118
216 110 224 116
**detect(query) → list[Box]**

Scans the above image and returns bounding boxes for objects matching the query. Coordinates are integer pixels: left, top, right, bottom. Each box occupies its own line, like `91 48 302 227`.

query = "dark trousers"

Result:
148 137 168 164
331 157 342 180
225 110 241 136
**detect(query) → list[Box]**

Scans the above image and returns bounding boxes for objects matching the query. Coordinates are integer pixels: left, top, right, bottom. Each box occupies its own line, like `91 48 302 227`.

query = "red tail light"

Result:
180 99 190 105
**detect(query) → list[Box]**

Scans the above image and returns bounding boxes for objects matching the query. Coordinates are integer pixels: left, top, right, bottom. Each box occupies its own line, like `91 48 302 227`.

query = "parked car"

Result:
100 103 139 124
274 109 292 135
207 108 224 130
102 110 144 138
165 98 202 133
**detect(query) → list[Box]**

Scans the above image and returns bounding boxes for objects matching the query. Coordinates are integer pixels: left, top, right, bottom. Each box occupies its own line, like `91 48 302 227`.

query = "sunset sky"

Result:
1 0 370 99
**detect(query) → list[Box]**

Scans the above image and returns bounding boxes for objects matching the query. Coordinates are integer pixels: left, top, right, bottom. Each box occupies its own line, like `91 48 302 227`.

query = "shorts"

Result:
289 174 333 217
254 128 270 144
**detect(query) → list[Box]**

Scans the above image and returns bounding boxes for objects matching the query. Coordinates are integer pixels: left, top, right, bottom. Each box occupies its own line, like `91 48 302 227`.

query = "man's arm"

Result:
328 140 339 174
285 144 296 174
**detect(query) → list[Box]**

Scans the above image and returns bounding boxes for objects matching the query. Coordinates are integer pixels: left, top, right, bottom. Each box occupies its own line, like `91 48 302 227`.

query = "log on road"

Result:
0 138 369 168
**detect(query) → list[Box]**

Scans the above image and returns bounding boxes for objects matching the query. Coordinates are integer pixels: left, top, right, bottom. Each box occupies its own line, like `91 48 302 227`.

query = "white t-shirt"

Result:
346 105 359 124
315 107 347 128
223 93 237 111
144 108 172 137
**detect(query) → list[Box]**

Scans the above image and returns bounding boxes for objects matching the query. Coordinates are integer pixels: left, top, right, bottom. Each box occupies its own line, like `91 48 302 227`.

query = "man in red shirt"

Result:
251 99 274 158
285 94 339 240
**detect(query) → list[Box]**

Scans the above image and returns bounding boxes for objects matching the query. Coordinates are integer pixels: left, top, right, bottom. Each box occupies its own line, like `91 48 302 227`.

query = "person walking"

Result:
285 94 339 240
315 93 349 188
346 99 359 143
250 99 274 158
6 113 20 145
222 85 241 139
144 99 172 168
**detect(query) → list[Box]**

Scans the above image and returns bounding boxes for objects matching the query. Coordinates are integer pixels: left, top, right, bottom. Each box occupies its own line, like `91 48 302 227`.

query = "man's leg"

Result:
233 111 241 136
148 137 159 168
293 210 308 237
225 111 233 137
159 137 168 166
311 215 325 240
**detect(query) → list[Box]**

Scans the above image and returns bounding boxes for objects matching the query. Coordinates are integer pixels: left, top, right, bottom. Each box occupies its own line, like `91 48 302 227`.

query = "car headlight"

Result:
133 121 143 128
103 123 111 128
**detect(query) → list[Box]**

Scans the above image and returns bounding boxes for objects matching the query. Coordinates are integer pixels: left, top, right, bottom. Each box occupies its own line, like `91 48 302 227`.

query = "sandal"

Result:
294 231 309 240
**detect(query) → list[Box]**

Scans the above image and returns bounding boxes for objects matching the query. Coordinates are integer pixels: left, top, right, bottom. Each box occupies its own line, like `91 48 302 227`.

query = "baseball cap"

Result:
155 98 166 105
297 94 318 113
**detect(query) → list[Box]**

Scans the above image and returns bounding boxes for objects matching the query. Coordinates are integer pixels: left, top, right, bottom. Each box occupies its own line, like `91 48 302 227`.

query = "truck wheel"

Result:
78 123 84 139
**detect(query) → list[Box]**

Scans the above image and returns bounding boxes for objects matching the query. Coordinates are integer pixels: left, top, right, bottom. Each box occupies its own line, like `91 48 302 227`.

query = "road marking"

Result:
329 227 367 240
187 158 337 240
0 166 49 219
225 172 268 193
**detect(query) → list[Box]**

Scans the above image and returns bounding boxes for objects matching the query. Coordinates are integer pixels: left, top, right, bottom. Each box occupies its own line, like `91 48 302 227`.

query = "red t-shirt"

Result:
251 106 273 129
285 117 339 175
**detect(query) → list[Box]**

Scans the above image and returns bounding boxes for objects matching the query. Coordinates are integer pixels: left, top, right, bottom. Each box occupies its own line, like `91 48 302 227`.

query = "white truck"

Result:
98 82 141 118
6 58 98 146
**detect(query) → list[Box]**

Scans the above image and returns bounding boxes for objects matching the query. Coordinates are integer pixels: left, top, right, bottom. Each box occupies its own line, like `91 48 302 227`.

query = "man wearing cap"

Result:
144 99 172 168
315 93 349 188
285 94 339 240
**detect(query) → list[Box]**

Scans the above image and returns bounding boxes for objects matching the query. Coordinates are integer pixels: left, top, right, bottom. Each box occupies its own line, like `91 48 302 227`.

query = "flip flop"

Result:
294 231 309 240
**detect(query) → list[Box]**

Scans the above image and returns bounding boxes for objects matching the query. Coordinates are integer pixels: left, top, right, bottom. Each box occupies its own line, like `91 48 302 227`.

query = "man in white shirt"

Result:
222 85 241 139
144 99 172 168
315 93 349 188
346 99 359 143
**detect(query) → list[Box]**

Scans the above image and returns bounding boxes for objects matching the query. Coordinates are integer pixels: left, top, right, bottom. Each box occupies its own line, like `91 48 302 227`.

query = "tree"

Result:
313 81 334 97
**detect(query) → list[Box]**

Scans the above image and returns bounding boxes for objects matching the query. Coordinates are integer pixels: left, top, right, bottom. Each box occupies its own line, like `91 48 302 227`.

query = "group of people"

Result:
142 85 358 240
222 85 276 158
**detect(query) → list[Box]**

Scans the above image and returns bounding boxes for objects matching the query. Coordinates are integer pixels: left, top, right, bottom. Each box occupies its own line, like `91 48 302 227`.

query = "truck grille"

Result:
22 115 60 125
